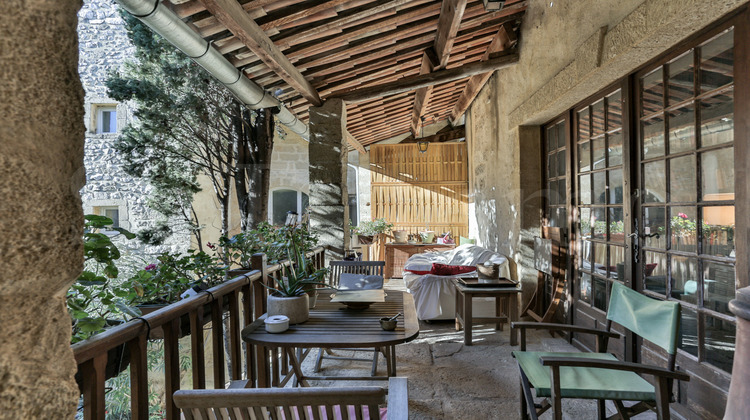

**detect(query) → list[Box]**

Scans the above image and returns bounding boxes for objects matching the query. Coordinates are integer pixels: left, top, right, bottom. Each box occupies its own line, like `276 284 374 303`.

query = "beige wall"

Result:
466 0 748 301
269 130 310 197
0 0 84 417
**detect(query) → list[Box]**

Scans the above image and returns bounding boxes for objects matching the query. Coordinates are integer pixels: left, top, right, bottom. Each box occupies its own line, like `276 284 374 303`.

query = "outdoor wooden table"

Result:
241 290 419 387
453 279 521 346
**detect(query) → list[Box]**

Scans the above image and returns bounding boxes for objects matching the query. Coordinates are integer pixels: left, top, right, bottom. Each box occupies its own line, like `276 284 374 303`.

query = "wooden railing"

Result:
72 247 326 420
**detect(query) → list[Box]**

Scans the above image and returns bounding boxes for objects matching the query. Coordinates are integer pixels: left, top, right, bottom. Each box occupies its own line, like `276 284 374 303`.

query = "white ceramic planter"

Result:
267 293 309 324
419 230 435 244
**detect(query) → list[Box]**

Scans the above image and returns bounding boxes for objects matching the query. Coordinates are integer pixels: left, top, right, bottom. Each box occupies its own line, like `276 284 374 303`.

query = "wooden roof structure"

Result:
172 0 525 150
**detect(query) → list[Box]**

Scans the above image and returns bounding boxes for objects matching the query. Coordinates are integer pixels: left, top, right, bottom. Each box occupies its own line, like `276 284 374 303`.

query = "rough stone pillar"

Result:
308 99 350 261
0 0 84 417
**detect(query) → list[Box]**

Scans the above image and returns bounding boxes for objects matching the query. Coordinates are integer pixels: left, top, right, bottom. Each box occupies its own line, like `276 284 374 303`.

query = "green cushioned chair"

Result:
511 282 690 420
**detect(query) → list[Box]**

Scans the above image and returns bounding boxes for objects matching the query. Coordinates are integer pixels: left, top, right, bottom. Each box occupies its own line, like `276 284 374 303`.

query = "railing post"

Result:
250 252 269 387
163 318 181 420
81 352 107 420
229 289 242 380
189 309 206 389
211 294 226 389
128 334 148 420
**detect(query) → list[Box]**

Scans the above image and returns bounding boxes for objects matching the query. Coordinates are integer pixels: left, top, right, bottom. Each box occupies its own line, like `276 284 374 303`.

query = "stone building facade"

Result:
78 0 190 259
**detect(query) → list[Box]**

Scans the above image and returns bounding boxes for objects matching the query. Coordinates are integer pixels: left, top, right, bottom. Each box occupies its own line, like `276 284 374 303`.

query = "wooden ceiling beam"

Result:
433 0 468 68
346 130 367 154
450 23 517 123
197 0 323 106
410 0 465 136
330 50 518 103
401 125 465 143
284 1 442 60
273 0 421 48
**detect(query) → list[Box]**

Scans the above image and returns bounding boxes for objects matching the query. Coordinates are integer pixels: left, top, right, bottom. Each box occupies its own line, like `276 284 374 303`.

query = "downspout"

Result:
116 0 309 139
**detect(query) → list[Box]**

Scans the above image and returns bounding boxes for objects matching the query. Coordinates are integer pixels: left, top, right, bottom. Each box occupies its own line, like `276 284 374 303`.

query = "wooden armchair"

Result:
511 282 690 420
314 260 386 375
174 377 408 420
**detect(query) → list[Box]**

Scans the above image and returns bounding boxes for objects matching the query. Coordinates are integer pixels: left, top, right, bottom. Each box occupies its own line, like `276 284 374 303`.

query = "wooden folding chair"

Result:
512 282 690 420
314 260 386 375
174 376 408 420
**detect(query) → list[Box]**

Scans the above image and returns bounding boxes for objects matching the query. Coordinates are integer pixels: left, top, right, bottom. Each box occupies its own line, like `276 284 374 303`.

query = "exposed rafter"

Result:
401 125 466 143
197 0 322 106
451 23 517 123
410 0 466 136
171 0 527 147
330 51 519 103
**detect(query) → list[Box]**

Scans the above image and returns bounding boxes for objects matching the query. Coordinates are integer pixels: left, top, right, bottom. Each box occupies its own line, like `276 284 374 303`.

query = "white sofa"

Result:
403 244 513 320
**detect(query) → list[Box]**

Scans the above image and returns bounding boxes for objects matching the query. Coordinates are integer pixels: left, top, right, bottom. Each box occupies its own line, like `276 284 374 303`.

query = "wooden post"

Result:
163 319 180 420
250 253 269 387
211 296 225 389
189 309 206 389
229 289 242 380
128 334 149 419
81 353 107 420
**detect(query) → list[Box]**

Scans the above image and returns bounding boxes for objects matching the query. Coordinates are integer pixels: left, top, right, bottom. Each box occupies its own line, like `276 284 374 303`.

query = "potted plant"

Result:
124 250 227 338
264 231 328 324
352 218 394 244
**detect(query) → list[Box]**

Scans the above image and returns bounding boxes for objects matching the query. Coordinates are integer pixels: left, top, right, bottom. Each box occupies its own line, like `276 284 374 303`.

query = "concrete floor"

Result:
296 280 658 419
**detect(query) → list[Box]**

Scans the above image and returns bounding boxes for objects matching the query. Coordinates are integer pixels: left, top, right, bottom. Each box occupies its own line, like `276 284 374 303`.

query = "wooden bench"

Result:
174 377 408 420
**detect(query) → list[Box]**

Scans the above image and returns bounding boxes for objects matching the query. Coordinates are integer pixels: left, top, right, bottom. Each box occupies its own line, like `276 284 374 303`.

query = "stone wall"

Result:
0 0 84 417
78 0 189 260
269 130 310 195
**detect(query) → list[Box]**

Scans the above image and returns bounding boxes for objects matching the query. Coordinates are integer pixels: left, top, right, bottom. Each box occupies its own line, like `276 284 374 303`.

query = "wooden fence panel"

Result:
370 143 469 239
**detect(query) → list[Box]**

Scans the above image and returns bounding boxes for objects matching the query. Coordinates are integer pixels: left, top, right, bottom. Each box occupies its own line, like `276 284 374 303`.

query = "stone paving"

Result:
296 280 658 419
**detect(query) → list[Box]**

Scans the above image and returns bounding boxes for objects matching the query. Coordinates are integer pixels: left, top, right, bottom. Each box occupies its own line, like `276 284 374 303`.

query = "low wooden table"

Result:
453 280 521 346
241 290 419 387
384 243 456 278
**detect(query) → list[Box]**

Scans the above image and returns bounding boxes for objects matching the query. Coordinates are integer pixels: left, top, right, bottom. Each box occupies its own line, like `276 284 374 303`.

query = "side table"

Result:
453 280 521 346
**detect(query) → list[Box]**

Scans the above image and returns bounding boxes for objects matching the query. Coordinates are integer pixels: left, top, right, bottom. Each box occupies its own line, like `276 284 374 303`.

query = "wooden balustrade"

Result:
72 247 325 420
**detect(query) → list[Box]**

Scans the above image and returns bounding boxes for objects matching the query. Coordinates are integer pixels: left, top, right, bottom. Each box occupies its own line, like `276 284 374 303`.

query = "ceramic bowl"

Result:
380 317 397 331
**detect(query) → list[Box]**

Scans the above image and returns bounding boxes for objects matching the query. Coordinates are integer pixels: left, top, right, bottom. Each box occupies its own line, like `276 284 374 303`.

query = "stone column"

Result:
308 99 349 261
0 1 84 417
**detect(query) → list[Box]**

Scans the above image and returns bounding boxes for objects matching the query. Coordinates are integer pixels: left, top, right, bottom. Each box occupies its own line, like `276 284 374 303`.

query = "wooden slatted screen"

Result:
370 143 469 238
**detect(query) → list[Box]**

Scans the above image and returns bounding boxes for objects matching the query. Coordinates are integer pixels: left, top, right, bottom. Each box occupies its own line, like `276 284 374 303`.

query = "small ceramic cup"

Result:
380 317 397 331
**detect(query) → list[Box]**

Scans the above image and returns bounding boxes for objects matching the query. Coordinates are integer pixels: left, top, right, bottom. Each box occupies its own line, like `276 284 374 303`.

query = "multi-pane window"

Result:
638 28 735 372
545 120 567 227
576 89 625 311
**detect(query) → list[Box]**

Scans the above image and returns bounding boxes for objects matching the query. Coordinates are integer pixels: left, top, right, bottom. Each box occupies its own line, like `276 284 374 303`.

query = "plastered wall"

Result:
467 0 747 304
0 0 84 417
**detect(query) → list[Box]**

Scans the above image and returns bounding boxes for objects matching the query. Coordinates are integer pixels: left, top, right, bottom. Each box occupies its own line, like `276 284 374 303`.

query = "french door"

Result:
544 14 745 419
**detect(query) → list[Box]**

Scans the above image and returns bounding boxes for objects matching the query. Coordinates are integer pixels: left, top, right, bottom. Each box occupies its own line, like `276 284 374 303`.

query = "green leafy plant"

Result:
125 250 227 306
263 228 328 297
218 222 319 268
67 215 138 344
351 218 393 236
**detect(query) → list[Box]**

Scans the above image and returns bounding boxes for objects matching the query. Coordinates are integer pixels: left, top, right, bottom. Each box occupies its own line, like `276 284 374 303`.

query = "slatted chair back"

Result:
329 260 385 288
607 281 681 355
174 386 387 420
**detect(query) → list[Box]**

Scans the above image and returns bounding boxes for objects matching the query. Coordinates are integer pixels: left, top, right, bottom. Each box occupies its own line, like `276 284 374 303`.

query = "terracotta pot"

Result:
392 230 408 244
267 293 309 324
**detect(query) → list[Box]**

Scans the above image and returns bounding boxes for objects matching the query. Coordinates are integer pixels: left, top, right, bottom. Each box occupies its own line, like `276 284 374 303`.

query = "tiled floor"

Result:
297 279 657 419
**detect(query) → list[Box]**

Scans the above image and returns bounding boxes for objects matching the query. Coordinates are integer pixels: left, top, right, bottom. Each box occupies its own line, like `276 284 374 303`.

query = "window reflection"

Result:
671 256 699 303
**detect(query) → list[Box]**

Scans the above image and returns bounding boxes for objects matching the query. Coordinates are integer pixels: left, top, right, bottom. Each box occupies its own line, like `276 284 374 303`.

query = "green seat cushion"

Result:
459 236 475 245
512 351 655 401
